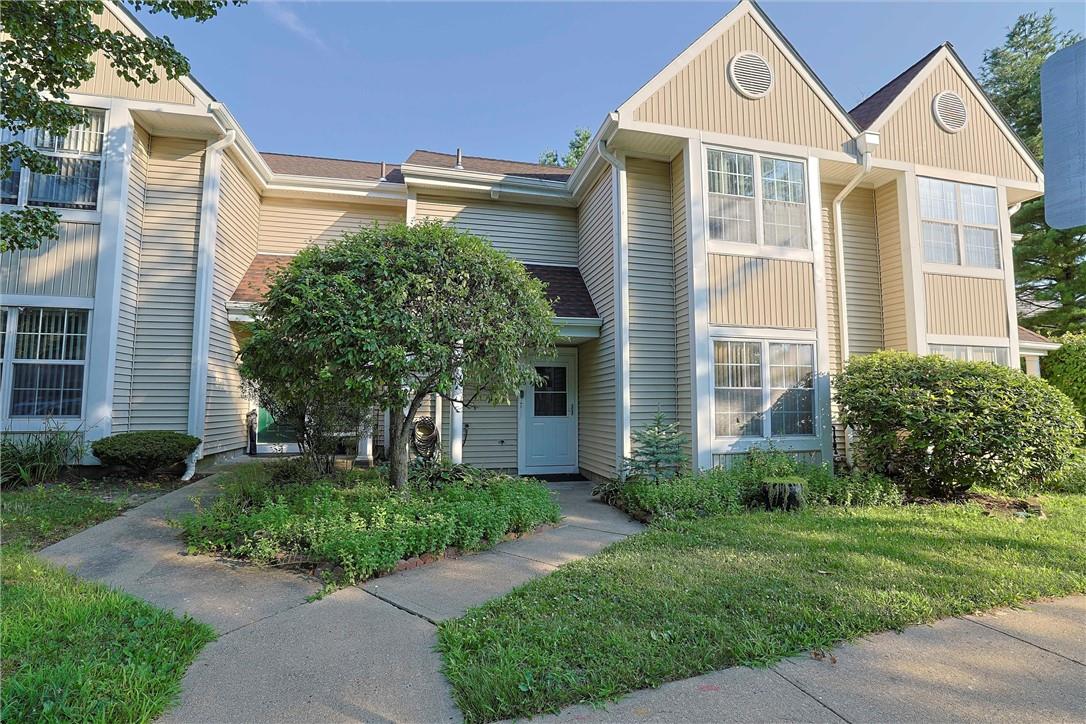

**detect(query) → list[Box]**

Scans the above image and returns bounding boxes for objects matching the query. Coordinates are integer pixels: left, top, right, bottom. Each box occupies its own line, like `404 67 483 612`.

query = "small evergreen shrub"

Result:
91 431 201 475
624 411 689 481
836 350 1083 498
1042 332 1086 420
0 425 86 488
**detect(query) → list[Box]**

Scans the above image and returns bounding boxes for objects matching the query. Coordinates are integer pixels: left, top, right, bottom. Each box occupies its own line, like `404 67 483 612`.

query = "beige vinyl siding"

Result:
112 124 151 432
632 13 852 153
258 198 403 255
0 222 99 297
841 188 883 355
925 273 1009 338
204 155 261 454
577 170 617 479
875 181 908 351
129 137 204 431
415 196 579 266
820 191 842 371
707 254 815 329
671 152 692 454
627 158 677 432
462 394 518 470
874 58 1037 183
72 7 195 105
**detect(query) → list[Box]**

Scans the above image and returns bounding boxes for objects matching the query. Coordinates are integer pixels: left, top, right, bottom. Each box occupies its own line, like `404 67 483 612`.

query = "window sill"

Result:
922 263 1004 280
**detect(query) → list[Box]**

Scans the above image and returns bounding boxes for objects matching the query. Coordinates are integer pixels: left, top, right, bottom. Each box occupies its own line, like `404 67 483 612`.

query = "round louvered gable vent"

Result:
932 91 968 133
728 52 773 99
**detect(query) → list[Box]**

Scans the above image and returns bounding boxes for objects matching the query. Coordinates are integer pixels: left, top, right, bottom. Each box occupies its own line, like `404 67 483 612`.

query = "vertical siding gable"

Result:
925 273 1008 337
0 222 99 297
632 14 853 153
873 58 1038 183
415 196 579 266
707 254 815 329
72 7 196 105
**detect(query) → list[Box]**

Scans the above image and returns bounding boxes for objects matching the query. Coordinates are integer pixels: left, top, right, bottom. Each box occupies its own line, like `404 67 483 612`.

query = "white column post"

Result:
1025 355 1041 377
685 138 713 471
450 368 464 464
355 422 373 466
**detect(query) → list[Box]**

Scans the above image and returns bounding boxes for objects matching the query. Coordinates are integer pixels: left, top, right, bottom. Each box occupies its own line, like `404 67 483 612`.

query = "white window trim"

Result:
0 306 91 427
702 144 813 261
708 332 821 448
1 104 108 223
928 342 1011 365
919 176 1002 274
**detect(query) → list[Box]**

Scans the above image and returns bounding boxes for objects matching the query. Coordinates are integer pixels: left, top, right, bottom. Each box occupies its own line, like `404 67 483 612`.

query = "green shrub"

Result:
179 463 560 585
835 350 1084 498
0 425 87 488
1042 332 1086 420
802 466 904 507
91 431 201 476
1044 449 1086 494
619 467 742 520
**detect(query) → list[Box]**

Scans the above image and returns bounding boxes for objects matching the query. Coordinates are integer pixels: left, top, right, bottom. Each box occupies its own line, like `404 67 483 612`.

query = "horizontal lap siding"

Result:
415 196 578 266
876 181 909 351
707 254 815 329
577 171 617 479
632 14 852 154
0 222 99 297
841 188 884 356
112 124 150 432
627 158 676 432
462 388 517 470
204 155 261 454
821 190 841 372
129 136 204 431
672 152 692 455
925 273 1009 338
258 198 403 255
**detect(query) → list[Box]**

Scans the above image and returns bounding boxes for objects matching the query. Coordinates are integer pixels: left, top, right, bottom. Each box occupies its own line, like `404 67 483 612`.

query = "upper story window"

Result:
707 148 808 250
919 177 1000 269
2 107 106 211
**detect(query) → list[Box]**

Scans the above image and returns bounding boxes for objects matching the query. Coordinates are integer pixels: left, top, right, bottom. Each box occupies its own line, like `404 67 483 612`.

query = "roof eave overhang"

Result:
401 164 576 207
1019 340 1061 355
263 175 408 204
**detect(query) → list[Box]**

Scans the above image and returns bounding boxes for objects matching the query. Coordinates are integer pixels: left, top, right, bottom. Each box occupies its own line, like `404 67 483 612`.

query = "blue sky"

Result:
132 1 1085 165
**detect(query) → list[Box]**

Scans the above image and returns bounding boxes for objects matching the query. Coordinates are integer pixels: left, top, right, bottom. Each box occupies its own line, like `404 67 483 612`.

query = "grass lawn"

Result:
437 494 1086 723
1 478 216 722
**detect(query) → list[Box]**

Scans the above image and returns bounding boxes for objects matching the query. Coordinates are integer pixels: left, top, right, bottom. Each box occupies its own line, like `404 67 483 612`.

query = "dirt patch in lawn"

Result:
57 464 209 507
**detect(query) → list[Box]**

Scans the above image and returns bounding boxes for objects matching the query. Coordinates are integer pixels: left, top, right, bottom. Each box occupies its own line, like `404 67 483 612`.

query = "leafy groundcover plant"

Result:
179 462 561 585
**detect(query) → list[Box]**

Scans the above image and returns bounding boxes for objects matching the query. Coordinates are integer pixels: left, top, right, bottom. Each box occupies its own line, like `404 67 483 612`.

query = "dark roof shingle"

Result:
261 152 403 183
404 149 573 181
1017 326 1054 345
849 45 944 130
231 255 599 320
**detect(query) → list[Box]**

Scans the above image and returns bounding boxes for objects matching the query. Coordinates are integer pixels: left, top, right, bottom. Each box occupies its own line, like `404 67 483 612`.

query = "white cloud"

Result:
261 1 328 52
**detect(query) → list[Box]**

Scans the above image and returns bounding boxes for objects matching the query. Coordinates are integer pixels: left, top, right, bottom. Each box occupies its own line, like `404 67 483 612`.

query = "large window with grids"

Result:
0 308 89 418
929 344 1009 366
919 177 1001 269
2 107 106 210
713 339 816 438
706 148 809 249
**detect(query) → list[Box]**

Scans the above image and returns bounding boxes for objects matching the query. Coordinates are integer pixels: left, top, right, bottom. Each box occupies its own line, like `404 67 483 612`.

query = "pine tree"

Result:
624 411 689 481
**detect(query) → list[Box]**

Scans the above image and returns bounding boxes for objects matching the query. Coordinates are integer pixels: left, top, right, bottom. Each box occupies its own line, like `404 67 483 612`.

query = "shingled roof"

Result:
1017 326 1055 345
849 45 944 130
404 150 573 182
231 254 598 319
261 152 404 184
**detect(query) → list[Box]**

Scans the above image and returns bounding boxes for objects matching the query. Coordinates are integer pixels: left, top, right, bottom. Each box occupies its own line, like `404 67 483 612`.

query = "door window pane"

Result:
713 341 763 437
533 366 567 417
769 343 815 436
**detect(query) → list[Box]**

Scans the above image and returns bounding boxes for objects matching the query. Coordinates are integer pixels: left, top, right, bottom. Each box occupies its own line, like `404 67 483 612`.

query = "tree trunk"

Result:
387 407 410 489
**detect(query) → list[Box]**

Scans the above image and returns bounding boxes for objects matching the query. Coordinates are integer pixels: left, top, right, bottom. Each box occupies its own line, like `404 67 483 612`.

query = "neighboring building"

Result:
0 0 1047 479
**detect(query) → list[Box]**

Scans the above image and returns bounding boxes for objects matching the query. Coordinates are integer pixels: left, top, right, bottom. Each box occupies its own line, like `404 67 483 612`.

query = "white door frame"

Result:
518 348 579 475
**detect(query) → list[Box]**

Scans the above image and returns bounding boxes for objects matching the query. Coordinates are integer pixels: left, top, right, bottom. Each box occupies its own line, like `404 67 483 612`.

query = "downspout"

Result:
831 131 880 369
597 139 631 475
183 128 237 480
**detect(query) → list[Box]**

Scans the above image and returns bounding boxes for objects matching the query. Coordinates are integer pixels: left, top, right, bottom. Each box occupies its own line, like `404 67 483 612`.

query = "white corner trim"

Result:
997 185 1021 369
687 139 713 471
600 145 632 473
899 172 928 354
184 130 236 478
806 158 834 466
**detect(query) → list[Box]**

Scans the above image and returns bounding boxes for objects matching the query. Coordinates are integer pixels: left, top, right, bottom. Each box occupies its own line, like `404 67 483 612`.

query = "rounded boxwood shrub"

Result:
835 350 1083 497
91 431 201 475
1042 331 1086 419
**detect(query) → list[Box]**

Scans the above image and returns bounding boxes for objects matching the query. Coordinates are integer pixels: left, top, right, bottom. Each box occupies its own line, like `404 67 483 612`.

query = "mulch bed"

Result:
54 464 208 507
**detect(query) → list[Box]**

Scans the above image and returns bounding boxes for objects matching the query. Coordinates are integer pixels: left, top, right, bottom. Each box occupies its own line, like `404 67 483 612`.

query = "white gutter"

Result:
831 131 880 368
183 128 237 480
597 139 631 473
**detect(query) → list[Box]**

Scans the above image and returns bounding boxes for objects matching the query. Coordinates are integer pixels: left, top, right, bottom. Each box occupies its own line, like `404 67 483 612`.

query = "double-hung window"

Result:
2 107 106 211
707 148 809 249
919 177 1001 269
713 339 816 439
929 344 1009 366
0 308 89 418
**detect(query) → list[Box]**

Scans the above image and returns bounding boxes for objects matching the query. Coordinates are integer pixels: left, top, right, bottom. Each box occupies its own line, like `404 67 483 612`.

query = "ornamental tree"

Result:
239 221 558 488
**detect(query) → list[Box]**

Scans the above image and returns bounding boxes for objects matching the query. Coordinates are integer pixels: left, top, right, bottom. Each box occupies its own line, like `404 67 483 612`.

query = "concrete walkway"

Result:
40 476 641 723
539 595 1086 724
